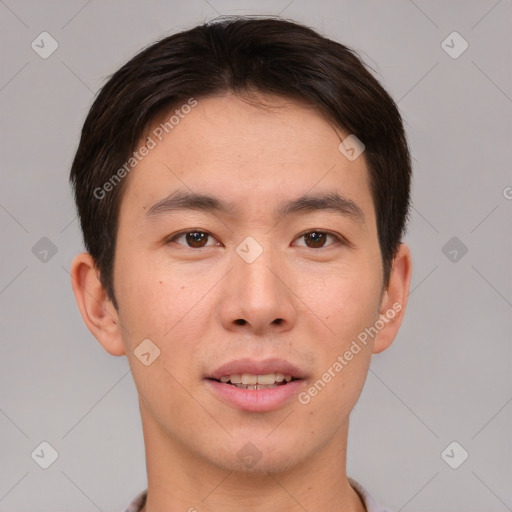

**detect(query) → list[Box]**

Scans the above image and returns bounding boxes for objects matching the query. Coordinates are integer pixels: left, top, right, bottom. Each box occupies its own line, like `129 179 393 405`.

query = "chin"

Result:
205 437 305 475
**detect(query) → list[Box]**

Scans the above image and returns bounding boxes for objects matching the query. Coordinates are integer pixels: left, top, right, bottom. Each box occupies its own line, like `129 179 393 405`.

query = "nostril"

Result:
234 319 246 325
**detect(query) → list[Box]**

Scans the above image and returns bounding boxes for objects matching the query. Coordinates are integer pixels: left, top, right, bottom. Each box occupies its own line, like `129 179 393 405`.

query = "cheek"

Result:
115 254 213 388
310 265 382 340
300 279 378 419
116 262 205 412
302 268 380 409
114 248 189 334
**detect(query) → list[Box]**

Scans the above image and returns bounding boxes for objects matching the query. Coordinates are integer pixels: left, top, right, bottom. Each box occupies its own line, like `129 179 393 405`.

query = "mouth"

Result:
205 358 307 412
208 372 299 390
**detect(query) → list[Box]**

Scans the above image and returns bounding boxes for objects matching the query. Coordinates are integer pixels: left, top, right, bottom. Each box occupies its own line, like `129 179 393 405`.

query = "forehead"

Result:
120 93 375 224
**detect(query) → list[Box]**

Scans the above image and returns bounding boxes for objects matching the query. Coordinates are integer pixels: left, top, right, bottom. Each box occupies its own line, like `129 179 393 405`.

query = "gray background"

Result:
1 0 511 510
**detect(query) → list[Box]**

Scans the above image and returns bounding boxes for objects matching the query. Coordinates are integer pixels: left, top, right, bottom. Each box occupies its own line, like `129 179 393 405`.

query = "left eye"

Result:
293 231 341 249
166 231 219 248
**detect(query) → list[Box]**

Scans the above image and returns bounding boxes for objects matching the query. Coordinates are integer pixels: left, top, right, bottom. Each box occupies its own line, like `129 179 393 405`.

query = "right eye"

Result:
165 230 221 249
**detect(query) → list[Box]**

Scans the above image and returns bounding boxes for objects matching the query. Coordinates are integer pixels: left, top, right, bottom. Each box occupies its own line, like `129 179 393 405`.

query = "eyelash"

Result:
164 229 348 250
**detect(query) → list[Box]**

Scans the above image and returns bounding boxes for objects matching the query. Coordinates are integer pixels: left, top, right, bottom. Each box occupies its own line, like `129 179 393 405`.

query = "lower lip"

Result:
205 379 304 412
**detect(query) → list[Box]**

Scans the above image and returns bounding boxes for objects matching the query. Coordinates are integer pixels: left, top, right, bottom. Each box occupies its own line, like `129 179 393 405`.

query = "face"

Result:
110 93 395 473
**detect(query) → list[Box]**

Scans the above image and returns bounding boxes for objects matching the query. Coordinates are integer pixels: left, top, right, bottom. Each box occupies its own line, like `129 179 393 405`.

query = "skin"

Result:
71 92 412 512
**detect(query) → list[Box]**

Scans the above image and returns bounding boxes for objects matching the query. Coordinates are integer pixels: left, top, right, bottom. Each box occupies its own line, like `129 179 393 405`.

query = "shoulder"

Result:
348 478 393 512
121 489 147 512
122 482 390 512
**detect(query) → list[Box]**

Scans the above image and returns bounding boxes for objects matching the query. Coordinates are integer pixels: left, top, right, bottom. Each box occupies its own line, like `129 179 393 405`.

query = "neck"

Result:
138 403 366 512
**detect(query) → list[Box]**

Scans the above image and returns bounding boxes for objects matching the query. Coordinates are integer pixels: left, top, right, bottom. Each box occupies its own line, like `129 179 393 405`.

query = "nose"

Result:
218 240 297 335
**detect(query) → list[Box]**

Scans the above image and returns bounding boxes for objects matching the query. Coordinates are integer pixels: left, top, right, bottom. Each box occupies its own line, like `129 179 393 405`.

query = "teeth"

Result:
241 373 258 385
256 373 276 385
232 383 278 390
218 372 293 385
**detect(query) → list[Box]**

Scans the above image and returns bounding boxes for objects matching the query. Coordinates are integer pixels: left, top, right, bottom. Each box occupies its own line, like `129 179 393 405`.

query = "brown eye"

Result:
185 232 209 248
166 231 218 248
294 231 341 249
304 231 327 248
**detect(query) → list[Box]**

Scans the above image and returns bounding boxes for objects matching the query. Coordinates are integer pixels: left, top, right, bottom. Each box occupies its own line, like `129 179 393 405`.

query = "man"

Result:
69 16 412 512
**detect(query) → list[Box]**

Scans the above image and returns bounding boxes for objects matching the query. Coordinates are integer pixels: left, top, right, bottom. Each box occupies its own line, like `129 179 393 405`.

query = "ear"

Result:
372 243 413 354
70 252 126 356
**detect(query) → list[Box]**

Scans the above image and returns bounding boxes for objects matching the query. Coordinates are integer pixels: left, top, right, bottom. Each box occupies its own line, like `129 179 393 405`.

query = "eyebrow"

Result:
145 189 365 224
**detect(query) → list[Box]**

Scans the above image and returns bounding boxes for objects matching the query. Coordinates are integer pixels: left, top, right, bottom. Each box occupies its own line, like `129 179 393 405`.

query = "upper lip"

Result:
207 358 308 380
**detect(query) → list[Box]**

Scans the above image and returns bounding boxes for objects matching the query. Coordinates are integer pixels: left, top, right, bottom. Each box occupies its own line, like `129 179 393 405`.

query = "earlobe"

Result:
70 252 126 356
372 243 413 354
